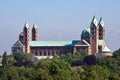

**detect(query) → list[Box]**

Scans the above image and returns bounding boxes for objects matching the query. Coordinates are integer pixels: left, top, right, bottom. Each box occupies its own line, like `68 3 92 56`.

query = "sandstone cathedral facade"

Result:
12 16 112 58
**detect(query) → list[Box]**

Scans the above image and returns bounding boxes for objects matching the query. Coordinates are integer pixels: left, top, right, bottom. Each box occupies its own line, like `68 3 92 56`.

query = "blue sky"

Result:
0 0 120 55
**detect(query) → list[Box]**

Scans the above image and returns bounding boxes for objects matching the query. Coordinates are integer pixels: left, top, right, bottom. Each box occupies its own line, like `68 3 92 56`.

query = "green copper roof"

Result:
81 27 90 36
98 39 104 46
30 40 80 47
103 46 111 52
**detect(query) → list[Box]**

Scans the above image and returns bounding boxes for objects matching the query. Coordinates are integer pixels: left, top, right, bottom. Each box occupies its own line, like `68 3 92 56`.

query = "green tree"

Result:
37 58 72 80
83 55 97 65
14 53 33 62
60 51 87 65
6 66 20 80
71 66 85 80
36 68 52 80
0 66 20 80
113 48 120 58
49 59 71 80
98 57 119 72
84 65 110 80
113 48 120 65
74 51 87 60
60 53 74 64
2 51 8 67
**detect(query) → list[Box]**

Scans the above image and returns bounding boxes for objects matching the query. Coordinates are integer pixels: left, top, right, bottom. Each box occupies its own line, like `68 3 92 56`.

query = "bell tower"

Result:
90 16 99 54
23 22 30 53
98 17 105 40
32 24 38 41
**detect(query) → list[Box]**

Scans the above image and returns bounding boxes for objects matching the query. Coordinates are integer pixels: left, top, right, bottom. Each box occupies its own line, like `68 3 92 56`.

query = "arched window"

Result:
48 51 50 56
52 51 54 56
44 51 46 56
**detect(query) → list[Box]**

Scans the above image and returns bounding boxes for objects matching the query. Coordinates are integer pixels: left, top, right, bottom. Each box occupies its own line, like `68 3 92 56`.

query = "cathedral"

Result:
12 16 112 58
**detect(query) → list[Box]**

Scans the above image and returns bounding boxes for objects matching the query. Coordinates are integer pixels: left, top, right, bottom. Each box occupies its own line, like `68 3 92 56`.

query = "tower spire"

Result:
98 17 105 39
98 17 104 27
33 24 38 29
32 24 38 41
24 21 29 29
90 16 98 27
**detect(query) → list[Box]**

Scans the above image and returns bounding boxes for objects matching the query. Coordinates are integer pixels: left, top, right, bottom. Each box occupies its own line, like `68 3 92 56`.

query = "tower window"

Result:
48 51 50 56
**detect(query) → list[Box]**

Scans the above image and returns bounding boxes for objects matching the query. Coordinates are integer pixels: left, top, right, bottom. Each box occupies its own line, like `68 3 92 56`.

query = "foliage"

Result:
0 49 120 80
37 58 72 80
60 53 74 64
113 48 120 58
83 55 97 65
74 51 87 60
14 52 33 62
2 51 8 67
84 65 110 80
98 57 119 71
98 55 120 79
60 51 87 65
113 48 120 65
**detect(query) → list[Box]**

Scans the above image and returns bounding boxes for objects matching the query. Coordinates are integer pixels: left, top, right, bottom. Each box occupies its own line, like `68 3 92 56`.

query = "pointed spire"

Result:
90 16 98 27
33 24 38 29
98 17 104 27
24 21 29 29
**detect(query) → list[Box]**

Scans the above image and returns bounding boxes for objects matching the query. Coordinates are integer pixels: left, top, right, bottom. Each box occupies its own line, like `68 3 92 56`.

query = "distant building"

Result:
31 56 53 63
11 40 25 56
11 16 112 57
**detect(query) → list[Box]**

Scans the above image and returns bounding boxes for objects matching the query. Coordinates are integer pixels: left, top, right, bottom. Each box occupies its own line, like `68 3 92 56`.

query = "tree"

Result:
36 68 52 80
14 52 33 62
109 70 120 80
113 48 120 65
60 51 87 65
13 53 34 67
83 55 97 65
84 65 110 80
71 66 85 80
36 58 72 80
74 51 87 60
98 56 120 80
113 48 120 58
7 55 16 65
2 51 8 67
49 59 72 80
98 57 119 72
60 53 74 65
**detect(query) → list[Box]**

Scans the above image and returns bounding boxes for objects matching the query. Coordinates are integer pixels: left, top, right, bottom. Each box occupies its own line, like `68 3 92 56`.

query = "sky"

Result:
0 0 120 55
